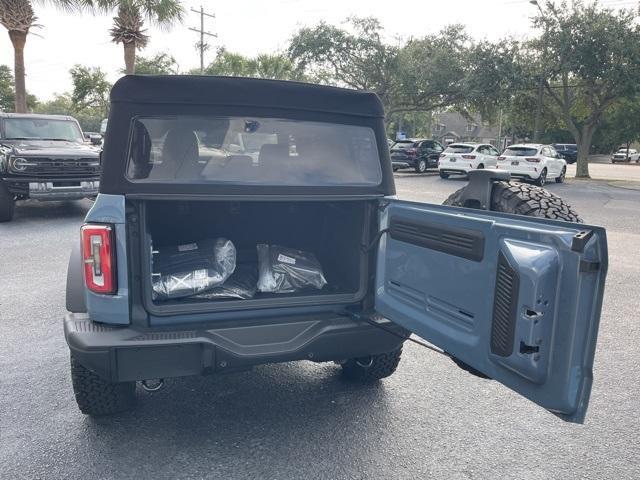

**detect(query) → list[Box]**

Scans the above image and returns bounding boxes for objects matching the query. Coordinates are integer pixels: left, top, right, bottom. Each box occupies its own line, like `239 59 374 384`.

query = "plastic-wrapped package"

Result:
257 244 327 293
191 264 258 300
152 238 236 300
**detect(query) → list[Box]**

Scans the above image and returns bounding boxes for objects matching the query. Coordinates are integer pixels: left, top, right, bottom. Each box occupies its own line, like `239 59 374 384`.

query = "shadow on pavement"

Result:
9 200 92 224
80 362 395 474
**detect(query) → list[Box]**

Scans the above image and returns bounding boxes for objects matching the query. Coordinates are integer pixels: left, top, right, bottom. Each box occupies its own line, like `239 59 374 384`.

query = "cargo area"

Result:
142 200 374 311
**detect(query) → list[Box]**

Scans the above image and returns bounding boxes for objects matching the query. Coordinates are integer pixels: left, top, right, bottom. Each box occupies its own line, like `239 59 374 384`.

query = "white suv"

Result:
611 148 640 163
496 144 566 186
438 143 500 179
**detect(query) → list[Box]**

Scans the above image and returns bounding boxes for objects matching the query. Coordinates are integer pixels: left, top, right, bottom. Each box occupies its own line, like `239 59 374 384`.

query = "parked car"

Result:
0 113 102 222
496 144 567 186
64 75 607 426
611 147 640 163
438 143 500 179
553 143 578 164
390 138 444 173
83 131 103 146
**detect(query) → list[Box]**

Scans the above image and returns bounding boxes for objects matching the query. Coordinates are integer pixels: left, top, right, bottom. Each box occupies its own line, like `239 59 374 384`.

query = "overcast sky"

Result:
0 0 635 100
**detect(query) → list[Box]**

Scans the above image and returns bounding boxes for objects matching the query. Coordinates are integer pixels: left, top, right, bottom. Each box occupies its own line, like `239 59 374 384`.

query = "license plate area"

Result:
511 161 519 166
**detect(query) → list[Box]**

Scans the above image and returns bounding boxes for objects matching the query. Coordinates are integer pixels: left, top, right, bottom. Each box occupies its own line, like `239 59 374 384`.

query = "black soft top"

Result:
100 75 394 197
110 75 385 118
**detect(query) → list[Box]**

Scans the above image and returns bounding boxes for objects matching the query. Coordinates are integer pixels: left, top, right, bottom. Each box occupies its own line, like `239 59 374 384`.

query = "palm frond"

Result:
0 0 38 32
109 3 148 47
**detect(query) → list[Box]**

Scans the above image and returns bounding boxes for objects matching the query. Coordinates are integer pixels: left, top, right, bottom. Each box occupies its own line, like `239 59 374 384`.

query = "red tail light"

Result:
406 148 417 158
461 155 476 159
81 224 116 294
497 156 506 160
525 157 541 163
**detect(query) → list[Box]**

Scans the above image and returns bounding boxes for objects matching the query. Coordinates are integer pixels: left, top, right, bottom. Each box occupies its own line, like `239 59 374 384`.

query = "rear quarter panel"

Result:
82 194 130 324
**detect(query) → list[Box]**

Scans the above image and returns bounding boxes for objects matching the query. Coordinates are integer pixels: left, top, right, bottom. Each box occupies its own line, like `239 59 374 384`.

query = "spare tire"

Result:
442 181 582 379
443 180 582 223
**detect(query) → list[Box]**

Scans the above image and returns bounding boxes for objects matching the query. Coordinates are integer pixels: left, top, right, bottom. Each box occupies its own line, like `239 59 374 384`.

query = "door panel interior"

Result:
376 200 607 423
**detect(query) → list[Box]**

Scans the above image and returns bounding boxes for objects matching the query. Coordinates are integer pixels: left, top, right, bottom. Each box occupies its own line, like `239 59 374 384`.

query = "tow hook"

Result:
140 379 165 392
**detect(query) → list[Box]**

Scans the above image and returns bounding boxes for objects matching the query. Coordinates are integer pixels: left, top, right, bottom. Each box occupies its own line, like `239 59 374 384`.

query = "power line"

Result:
188 6 217 74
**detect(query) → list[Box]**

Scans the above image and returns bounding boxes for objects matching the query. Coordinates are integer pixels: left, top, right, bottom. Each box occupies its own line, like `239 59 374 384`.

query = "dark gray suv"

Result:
0 113 101 221
64 75 607 424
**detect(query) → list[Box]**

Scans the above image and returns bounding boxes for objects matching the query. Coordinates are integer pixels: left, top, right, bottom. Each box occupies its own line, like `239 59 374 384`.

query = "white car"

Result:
611 148 640 163
438 143 500 179
496 144 566 186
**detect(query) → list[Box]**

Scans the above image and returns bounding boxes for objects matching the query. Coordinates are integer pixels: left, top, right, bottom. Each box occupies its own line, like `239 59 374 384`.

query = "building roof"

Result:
432 112 499 139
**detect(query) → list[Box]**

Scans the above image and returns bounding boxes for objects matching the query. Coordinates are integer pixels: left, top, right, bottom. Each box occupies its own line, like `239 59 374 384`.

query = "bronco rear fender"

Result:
66 240 86 313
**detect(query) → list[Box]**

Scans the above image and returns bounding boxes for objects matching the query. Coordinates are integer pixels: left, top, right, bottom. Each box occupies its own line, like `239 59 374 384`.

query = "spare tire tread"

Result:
444 181 582 223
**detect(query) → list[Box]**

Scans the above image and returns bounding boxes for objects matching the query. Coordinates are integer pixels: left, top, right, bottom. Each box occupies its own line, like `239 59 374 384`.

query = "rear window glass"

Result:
559 144 577 151
444 144 474 154
126 116 382 186
503 147 538 156
391 141 417 150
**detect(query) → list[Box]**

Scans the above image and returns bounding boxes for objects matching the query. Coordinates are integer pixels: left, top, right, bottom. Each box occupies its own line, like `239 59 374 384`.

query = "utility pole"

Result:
497 108 503 150
189 6 216 74
530 0 545 143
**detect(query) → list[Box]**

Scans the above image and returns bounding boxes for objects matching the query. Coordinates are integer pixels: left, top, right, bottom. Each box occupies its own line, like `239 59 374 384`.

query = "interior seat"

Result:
161 128 202 180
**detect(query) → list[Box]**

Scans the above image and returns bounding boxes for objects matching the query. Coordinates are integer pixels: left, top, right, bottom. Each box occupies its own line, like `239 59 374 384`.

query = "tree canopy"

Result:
198 48 298 80
70 65 111 115
131 52 179 75
531 0 640 176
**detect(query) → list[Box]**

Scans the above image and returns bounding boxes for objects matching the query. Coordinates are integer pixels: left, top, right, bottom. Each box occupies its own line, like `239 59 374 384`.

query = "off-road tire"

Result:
0 181 15 222
70 355 136 415
439 171 449 179
341 347 403 382
443 181 582 222
415 159 427 173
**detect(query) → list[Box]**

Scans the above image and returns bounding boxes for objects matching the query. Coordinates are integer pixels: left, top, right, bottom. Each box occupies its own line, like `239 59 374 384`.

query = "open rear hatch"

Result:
135 199 375 315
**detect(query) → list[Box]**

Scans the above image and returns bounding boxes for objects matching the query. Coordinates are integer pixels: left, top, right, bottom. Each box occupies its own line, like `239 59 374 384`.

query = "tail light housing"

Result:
461 155 476 159
439 153 446 158
81 224 117 294
526 157 541 163
405 148 417 158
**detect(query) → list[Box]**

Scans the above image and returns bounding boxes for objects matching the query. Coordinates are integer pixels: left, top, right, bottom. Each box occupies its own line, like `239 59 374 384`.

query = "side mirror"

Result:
90 135 102 146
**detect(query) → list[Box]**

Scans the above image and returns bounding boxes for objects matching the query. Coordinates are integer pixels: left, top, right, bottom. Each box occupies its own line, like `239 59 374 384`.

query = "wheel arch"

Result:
66 240 87 313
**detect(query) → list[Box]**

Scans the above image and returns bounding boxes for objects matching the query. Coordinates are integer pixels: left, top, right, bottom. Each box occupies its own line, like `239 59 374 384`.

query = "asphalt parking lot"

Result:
1 173 639 479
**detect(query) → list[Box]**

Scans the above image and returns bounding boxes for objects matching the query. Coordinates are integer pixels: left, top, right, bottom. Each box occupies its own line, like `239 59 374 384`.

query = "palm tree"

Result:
0 0 38 112
100 0 183 75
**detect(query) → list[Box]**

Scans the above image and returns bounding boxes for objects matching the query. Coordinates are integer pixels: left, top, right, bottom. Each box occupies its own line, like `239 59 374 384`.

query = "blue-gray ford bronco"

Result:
64 75 607 422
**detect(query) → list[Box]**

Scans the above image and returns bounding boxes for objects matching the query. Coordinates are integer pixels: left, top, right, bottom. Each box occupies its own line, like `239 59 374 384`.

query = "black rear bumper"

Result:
64 313 407 382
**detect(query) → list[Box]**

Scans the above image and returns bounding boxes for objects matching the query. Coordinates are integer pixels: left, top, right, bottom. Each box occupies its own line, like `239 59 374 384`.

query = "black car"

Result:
0 113 101 222
553 143 577 164
390 138 444 173
63 75 607 425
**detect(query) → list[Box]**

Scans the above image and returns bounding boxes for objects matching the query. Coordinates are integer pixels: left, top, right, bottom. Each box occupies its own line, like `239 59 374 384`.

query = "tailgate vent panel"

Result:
490 252 520 356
